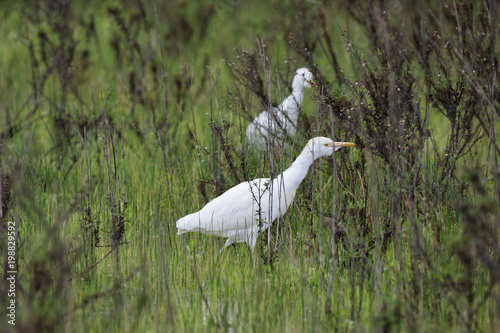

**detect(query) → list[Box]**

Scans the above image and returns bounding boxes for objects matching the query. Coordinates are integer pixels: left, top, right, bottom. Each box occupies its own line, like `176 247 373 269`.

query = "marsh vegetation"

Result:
0 0 499 332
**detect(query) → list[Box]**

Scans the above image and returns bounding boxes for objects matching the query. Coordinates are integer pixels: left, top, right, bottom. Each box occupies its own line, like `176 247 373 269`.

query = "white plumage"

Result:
176 137 355 253
246 68 314 149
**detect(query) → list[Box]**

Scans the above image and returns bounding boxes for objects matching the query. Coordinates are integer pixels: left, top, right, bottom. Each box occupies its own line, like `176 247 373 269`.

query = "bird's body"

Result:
176 137 355 253
246 68 314 149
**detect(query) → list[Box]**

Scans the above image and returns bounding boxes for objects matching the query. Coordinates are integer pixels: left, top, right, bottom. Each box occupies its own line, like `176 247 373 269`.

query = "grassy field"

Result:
1 0 499 332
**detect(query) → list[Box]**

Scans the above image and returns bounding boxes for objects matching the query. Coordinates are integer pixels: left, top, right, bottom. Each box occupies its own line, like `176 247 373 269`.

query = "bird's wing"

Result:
176 179 270 237
247 107 291 142
252 109 280 131
248 92 299 136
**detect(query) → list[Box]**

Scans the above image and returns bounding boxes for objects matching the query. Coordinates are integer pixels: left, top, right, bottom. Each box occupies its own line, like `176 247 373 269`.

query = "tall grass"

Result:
0 0 498 332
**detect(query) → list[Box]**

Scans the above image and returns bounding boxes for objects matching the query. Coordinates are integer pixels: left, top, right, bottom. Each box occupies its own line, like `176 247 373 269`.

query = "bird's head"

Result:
294 68 315 89
306 137 355 158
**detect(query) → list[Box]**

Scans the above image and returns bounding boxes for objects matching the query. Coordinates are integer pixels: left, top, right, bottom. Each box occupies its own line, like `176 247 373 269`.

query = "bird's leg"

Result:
247 226 260 252
217 237 234 256
223 237 235 248
247 228 260 266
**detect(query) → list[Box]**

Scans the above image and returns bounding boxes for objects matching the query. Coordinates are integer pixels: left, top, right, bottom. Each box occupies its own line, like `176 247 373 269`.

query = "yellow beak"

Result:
333 142 355 148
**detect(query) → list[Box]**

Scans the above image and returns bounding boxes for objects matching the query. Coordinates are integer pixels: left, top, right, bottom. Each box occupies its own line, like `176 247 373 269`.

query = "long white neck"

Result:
290 145 321 169
277 77 306 132
281 145 319 190
279 89 303 110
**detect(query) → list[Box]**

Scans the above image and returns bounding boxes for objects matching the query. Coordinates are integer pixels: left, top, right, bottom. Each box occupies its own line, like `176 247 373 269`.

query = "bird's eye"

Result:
324 144 329 147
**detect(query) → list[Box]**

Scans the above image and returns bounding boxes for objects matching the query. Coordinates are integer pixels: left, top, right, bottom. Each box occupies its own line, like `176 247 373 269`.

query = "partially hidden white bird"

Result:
246 68 314 149
176 137 355 253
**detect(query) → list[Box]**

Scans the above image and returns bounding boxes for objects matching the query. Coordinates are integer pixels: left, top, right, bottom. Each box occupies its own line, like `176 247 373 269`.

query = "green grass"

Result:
1 0 499 332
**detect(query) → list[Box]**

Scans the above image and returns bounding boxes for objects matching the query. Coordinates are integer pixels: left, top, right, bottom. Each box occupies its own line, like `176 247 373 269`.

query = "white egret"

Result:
246 68 314 148
176 137 355 253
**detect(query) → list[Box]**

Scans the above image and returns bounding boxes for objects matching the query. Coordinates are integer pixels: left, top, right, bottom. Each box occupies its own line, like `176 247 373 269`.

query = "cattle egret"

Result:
176 137 355 253
246 68 314 148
